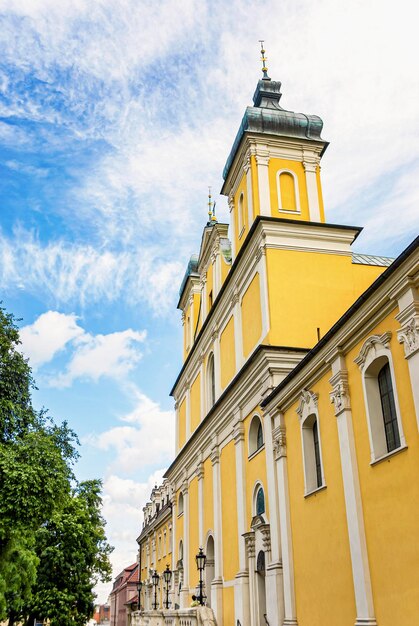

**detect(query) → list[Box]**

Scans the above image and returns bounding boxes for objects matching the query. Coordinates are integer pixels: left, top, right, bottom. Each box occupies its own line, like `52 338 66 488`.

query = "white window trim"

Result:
276 169 301 214
248 413 264 458
206 352 216 413
238 192 245 239
354 332 406 463
296 389 326 495
252 481 267 518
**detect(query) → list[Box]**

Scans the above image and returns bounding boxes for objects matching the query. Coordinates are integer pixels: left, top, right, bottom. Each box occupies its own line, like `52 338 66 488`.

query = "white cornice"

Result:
167 346 307 486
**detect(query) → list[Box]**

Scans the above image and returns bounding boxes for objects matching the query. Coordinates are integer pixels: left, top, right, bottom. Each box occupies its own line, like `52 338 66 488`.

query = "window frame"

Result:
297 390 326 496
355 332 405 463
276 169 301 214
207 352 216 410
248 415 265 458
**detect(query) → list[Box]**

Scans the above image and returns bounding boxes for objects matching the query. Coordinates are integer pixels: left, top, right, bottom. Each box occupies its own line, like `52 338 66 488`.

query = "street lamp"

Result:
162 564 172 609
152 570 160 610
195 547 207 606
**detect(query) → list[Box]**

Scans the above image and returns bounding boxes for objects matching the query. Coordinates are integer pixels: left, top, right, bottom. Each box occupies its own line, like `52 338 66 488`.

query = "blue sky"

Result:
1 0 418 603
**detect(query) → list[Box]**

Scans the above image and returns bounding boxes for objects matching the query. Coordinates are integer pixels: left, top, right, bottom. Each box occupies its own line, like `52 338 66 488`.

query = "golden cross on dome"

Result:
259 40 270 80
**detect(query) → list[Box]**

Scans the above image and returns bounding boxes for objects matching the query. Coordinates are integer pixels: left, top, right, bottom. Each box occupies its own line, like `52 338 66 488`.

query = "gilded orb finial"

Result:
259 40 271 80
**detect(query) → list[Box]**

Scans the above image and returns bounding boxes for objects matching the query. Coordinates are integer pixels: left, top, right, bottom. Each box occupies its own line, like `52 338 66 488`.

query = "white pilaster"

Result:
257 244 270 340
329 355 377 626
199 358 205 421
185 385 191 440
214 244 222 298
273 422 298 626
180 479 190 608
263 411 284 626
213 329 221 400
244 155 254 227
174 400 179 454
201 277 207 321
188 295 194 349
211 445 223 625
233 288 244 371
395 285 419 431
303 161 321 222
197 462 204 547
256 152 271 216
243 532 258 626
233 418 251 626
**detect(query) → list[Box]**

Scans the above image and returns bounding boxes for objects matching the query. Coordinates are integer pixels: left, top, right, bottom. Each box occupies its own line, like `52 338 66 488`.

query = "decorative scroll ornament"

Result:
354 332 392 370
243 531 256 559
397 316 419 358
329 371 350 416
296 389 319 421
273 425 287 459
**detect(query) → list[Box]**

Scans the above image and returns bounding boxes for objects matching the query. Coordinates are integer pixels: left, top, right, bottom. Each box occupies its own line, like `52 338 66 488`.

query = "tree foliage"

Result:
0 306 113 625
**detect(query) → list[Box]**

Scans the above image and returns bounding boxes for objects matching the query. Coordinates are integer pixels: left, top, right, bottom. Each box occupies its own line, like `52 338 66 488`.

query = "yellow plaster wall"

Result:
244 410 269 525
203 457 214 536
190 372 201 432
233 172 248 255
193 292 202 338
183 300 192 361
188 477 199 591
241 272 262 358
178 398 186 451
285 376 356 625
268 159 310 221
266 249 386 348
220 315 235 390
220 441 239 580
346 312 419 625
222 586 235 626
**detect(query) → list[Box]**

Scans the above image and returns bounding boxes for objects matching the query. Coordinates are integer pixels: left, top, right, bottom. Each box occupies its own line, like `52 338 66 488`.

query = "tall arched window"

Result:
277 170 300 213
378 362 400 453
256 487 265 516
249 415 264 456
312 420 322 489
355 333 405 461
207 353 215 409
178 492 184 515
238 192 245 235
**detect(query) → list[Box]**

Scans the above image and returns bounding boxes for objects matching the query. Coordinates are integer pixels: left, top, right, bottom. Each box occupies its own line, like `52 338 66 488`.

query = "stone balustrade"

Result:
130 606 217 626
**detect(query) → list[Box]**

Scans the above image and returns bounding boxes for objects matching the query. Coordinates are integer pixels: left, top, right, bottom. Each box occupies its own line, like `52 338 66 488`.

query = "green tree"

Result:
28 480 113 626
0 305 112 625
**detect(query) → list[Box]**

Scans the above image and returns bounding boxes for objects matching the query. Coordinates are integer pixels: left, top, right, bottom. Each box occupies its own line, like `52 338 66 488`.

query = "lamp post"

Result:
195 547 207 606
152 570 160 610
162 564 172 609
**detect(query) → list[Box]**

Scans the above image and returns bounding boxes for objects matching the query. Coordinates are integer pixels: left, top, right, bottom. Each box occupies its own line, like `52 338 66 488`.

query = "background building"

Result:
137 60 419 626
109 563 139 626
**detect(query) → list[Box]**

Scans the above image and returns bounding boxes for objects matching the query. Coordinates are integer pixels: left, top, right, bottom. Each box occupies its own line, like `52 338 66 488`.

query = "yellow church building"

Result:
136 54 419 626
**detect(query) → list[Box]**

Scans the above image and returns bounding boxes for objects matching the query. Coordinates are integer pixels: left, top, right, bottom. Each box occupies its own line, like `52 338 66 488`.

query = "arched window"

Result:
297 389 325 495
249 415 264 456
355 333 405 461
312 420 322 489
378 362 400 452
238 192 245 235
207 353 215 409
178 492 184 515
277 170 300 213
256 550 265 573
256 487 265 516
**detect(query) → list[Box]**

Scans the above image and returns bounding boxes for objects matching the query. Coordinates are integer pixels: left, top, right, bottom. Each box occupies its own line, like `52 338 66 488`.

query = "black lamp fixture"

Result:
195 547 207 606
152 570 160 610
162 564 172 609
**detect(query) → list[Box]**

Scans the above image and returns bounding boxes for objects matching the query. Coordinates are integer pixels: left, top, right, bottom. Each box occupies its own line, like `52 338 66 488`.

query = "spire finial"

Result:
259 40 271 80
207 187 217 225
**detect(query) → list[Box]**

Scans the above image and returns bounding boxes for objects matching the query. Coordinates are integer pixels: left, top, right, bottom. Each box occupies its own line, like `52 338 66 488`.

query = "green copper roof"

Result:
222 78 326 181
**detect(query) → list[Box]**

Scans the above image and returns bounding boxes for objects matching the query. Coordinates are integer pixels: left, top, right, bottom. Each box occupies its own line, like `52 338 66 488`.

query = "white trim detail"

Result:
329 357 377 626
354 332 406 462
256 153 271 216
296 390 326 494
276 169 301 214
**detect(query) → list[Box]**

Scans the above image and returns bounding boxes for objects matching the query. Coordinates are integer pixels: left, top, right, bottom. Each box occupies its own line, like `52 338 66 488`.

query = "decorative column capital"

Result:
302 160 317 173
243 531 256 559
243 155 251 174
273 425 287 459
233 421 245 444
228 193 234 211
196 462 205 481
329 370 351 416
210 446 220 466
255 154 269 167
397 315 419 358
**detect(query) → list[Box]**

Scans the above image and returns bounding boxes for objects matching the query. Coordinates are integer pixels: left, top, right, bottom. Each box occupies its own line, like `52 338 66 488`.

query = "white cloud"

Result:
89 385 174 472
20 310 84 368
96 469 166 603
52 328 147 388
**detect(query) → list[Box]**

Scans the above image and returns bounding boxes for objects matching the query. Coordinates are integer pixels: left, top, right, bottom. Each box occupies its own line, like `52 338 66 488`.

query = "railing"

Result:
131 606 216 626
